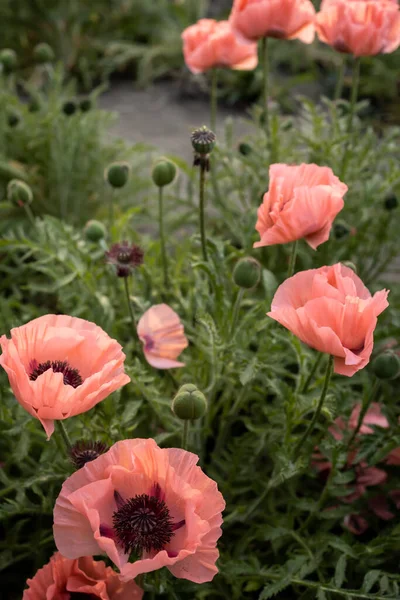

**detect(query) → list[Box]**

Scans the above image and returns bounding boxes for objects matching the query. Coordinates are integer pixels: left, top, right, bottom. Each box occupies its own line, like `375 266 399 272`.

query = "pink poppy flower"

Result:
137 304 188 369
23 552 143 600
343 513 369 535
253 164 347 250
229 0 316 43
316 0 400 56
0 315 130 439
386 447 400 465
182 19 258 74
348 402 389 434
54 438 225 584
268 263 389 376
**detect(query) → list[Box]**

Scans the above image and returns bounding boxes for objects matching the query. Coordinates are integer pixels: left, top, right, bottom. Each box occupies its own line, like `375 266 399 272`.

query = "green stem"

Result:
182 420 189 450
123 277 137 342
23 203 36 228
287 240 299 278
158 186 169 288
340 56 361 179
199 162 208 261
58 421 72 453
301 352 324 394
108 189 115 232
347 379 380 449
294 355 334 455
260 37 270 144
231 288 245 336
334 56 346 102
210 68 218 132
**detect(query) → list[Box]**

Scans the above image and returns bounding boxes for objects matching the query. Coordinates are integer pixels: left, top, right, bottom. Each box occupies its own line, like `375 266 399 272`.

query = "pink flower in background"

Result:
268 264 389 376
316 0 400 56
0 315 130 439
137 304 188 369
230 0 316 43
54 438 225 584
23 552 143 600
348 402 389 434
182 19 258 74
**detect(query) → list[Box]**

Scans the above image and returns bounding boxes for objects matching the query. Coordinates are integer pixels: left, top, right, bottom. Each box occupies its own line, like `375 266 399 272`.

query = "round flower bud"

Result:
384 194 398 211
105 162 130 189
334 222 351 240
0 48 17 74
238 142 252 156
371 352 400 380
80 98 92 112
33 42 55 64
7 108 20 128
7 179 33 207
62 100 77 116
84 220 107 242
152 159 177 187
191 126 216 155
341 261 357 273
172 384 207 421
233 257 261 289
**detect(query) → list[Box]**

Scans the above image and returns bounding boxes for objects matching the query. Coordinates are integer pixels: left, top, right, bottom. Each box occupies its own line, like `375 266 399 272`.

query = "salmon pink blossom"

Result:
54 438 225 584
254 164 347 250
137 304 188 369
182 19 258 74
23 552 143 600
268 264 389 376
0 315 130 439
316 0 400 56
230 0 316 43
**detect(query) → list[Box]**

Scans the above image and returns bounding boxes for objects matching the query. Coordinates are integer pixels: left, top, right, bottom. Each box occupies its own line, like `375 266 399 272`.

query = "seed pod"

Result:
105 162 130 189
152 159 177 187
84 220 107 242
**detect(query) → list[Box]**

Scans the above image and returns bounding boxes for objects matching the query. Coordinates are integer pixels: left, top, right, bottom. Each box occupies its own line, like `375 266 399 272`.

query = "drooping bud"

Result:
33 42 55 64
84 220 107 242
0 48 17 74
191 126 216 171
371 352 400 380
384 194 398 211
152 158 177 188
62 100 77 116
80 98 92 112
238 142 252 156
233 257 261 289
7 179 33 207
172 384 207 420
105 162 130 189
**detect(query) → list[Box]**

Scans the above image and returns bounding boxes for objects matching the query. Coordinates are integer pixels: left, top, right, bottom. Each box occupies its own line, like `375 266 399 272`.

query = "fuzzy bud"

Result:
62 100 77 116
33 43 55 64
0 48 17 73
233 257 261 289
84 220 107 242
152 159 177 187
384 194 398 211
172 384 207 420
7 179 33 207
105 162 130 189
238 142 252 156
371 352 400 380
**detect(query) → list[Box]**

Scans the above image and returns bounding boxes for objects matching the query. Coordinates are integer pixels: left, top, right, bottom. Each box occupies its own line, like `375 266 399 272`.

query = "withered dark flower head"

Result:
70 440 109 470
105 241 144 277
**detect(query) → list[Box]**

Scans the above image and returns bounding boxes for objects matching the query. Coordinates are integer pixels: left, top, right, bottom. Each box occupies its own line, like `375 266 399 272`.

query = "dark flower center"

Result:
29 360 83 388
112 493 175 555
69 440 109 470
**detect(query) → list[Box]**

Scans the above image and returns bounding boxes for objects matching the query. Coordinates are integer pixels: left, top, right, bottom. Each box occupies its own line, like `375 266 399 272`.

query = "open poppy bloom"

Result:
268 264 389 376
182 19 258 74
316 0 400 56
0 315 130 439
229 0 316 43
23 552 143 600
54 438 225 584
254 163 347 249
137 304 188 369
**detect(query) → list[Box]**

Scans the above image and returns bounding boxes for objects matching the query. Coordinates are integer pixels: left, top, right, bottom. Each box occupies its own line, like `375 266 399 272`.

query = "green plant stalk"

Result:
210 68 218 132
231 288 245 336
294 355 334 455
347 378 380 449
287 240 299 278
301 352 324 394
108 188 115 232
23 204 36 228
199 162 208 261
58 420 72 453
334 56 346 101
123 277 137 344
182 420 189 450
261 37 270 144
158 186 169 287
340 56 361 178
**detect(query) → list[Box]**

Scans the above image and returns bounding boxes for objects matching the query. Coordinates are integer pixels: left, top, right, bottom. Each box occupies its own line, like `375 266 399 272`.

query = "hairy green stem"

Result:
261 37 270 144
199 162 208 261
158 186 169 288
334 56 346 102
58 421 72 453
24 204 36 228
230 288 245 336
182 420 189 450
347 379 380 449
123 277 137 343
210 68 218 132
287 240 299 278
340 56 361 179
108 189 115 231
301 352 324 394
294 355 334 455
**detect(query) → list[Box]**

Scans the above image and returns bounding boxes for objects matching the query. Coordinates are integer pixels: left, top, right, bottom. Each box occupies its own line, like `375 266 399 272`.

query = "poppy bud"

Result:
62 100 77 116
334 222 351 240
0 48 17 74
233 257 261 289
80 98 92 112
7 179 33 207
84 220 107 242
342 261 357 273
152 159 177 188
191 126 216 155
372 352 400 380
33 42 55 64
105 162 130 189
238 142 252 156
172 384 207 420
384 194 398 211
